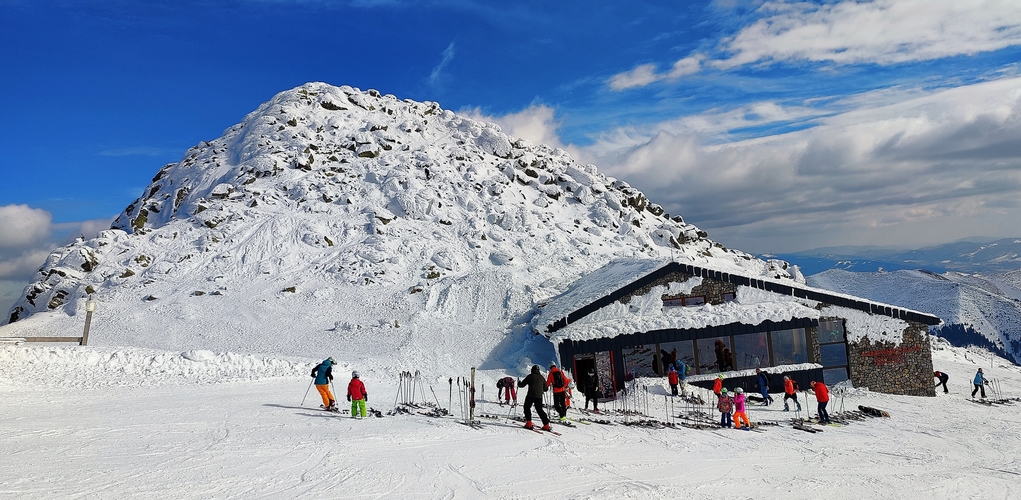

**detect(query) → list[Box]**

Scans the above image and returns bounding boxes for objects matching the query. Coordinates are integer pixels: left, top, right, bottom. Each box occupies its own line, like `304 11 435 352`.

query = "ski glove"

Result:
364 395 368 402
347 395 351 401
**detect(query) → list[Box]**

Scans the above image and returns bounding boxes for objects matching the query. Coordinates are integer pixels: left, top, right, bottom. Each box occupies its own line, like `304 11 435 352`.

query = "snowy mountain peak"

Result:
6 83 801 370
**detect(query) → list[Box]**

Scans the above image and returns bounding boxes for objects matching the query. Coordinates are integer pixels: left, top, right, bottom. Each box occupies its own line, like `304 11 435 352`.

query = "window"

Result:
722 292 736 302
818 319 846 343
662 296 705 307
696 337 732 374
660 341 695 374
622 344 659 378
771 328 808 365
823 367 849 386
733 332 769 369
820 343 848 367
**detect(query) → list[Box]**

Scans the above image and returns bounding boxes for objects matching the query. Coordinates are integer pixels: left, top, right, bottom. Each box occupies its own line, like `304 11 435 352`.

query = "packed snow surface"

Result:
2 338 1019 498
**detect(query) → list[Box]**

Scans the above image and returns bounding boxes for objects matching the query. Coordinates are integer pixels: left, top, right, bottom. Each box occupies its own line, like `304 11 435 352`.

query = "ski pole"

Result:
301 378 313 406
393 373 403 409
449 377 453 412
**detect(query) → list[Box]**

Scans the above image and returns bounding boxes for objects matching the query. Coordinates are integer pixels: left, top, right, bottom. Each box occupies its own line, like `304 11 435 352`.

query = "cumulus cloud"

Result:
714 0 1021 68
0 205 112 280
584 77 1021 252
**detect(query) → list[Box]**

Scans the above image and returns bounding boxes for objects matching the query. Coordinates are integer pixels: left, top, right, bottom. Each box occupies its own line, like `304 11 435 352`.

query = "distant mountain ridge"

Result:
808 268 1021 365
770 237 1021 275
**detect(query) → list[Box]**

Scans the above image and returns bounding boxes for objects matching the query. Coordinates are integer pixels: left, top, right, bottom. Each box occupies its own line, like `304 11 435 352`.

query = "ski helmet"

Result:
531 365 540 374
735 387 744 393
327 357 336 364
549 361 556 368
352 370 359 378
721 388 728 394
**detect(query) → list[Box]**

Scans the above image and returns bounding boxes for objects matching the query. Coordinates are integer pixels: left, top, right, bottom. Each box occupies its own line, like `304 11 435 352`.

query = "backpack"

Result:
552 370 565 389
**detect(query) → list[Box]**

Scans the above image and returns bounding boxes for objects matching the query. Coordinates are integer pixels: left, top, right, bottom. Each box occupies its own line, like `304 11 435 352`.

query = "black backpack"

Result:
552 370 565 389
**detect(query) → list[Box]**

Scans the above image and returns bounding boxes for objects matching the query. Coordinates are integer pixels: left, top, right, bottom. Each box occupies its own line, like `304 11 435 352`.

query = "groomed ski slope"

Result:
1 337 1018 499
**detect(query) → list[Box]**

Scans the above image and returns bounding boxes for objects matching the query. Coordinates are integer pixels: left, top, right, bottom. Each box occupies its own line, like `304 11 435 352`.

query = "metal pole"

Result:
301 378 314 406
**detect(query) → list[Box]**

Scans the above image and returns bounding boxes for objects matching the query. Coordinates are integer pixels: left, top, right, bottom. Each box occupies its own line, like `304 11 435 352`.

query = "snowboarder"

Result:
809 381 831 424
717 388 734 428
972 368 987 399
518 365 551 430
667 365 679 396
933 371 950 394
496 376 517 405
583 368 600 413
546 362 571 421
782 375 802 412
733 387 751 430
311 357 337 411
347 370 368 418
713 374 724 396
755 368 774 405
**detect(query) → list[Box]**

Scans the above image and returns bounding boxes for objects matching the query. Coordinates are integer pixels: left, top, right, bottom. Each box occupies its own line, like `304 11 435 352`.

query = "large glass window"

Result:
771 328 808 365
660 341 695 374
622 344 658 378
696 337 732 374
818 319 846 343
733 332 769 370
820 343 848 367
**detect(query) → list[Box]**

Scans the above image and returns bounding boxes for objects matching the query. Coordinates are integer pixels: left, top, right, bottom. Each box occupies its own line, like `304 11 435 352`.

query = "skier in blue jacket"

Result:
312 357 337 410
972 368 987 399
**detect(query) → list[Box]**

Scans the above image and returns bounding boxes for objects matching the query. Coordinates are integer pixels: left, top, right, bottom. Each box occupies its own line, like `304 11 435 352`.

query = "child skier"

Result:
713 374 724 396
667 365 679 396
347 370 368 418
717 388 734 427
496 376 517 405
311 357 337 411
733 387 751 430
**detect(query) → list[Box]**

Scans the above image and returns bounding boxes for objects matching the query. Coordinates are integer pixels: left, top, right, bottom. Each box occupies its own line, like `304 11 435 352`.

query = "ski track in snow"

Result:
2 339 1020 499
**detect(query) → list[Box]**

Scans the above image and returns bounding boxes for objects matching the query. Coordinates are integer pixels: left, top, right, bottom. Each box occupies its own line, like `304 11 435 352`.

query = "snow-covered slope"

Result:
2 83 802 376
809 268 1021 364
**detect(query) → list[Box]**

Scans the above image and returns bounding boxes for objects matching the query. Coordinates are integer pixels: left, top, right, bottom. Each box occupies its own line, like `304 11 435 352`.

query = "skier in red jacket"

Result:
809 381 830 424
347 370 368 418
546 362 571 421
713 374 724 396
667 365 679 396
782 375 802 412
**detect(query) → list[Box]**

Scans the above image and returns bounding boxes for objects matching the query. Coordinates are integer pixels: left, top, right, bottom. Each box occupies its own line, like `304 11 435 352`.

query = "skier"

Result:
546 362 571 421
755 368 774 405
347 370 368 418
717 388 734 428
583 368 600 413
972 368 987 399
667 365 679 396
496 376 517 405
733 387 751 430
933 371 950 394
674 359 689 395
713 374 724 396
809 381 831 424
311 357 337 411
782 375 802 412
518 365 551 431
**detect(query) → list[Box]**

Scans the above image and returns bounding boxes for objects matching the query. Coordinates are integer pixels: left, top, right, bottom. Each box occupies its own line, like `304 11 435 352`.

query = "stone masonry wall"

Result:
847 321 935 397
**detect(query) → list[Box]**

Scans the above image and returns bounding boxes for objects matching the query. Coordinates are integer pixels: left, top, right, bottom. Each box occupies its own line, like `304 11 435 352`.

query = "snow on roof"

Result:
533 259 667 329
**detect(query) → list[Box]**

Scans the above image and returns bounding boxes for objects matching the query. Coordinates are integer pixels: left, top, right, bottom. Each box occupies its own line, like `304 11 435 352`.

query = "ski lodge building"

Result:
533 260 942 399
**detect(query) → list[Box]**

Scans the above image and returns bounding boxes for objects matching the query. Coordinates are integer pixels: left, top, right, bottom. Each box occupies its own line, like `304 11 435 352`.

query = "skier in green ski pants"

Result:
347 370 368 418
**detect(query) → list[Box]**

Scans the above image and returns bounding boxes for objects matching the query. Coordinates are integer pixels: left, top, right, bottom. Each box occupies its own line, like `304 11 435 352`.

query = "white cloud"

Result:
0 205 112 280
428 42 456 88
715 0 1021 69
582 77 1021 252
607 56 702 91
0 205 51 249
608 64 660 91
462 104 566 151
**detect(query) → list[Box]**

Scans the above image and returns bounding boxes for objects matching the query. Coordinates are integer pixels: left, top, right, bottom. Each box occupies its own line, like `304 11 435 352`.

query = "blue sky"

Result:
2 0 1021 303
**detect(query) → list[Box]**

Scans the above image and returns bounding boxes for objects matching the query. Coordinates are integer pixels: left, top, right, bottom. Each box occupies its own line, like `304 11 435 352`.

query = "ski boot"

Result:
523 420 534 430
541 423 552 431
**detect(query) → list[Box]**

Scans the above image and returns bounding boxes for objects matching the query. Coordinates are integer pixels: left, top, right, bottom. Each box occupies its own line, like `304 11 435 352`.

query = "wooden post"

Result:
81 309 93 346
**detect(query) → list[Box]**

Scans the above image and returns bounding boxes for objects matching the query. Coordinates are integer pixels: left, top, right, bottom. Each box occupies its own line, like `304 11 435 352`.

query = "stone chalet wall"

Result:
846 321 935 397
619 271 736 305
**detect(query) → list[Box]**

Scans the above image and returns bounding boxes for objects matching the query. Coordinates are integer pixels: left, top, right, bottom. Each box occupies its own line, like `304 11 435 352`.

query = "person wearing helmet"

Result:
311 357 337 411
517 365 551 430
347 370 368 418
782 375 802 412
733 387 751 430
717 388 733 428
582 368 600 413
972 368 987 399
667 365 679 396
713 374 724 396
